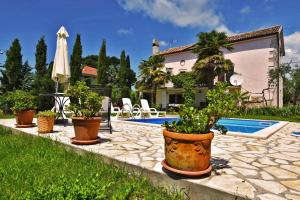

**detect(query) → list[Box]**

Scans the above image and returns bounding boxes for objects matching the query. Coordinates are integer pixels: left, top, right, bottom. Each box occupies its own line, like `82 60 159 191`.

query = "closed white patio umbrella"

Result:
52 26 71 93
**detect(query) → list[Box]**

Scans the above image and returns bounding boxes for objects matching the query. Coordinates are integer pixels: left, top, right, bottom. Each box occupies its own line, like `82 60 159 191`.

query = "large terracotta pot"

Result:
15 110 35 127
37 116 55 133
162 129 214 176
71 117 101 145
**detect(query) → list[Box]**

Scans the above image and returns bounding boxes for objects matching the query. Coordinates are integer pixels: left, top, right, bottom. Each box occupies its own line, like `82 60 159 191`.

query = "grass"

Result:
0 114 14 119
0 126 183 200
231 114 300 122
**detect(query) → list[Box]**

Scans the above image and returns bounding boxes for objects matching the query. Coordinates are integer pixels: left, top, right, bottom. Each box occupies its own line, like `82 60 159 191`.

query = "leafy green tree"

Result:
126 56 137 88
137 55 169 105
35 37 47 78
268 62 293 105
82 55 98 67
70 34 83 85
97 40 108 86
1 39 23 91
193 31 234 89
291 66 300 104
171 72 196 107
20 61 33 91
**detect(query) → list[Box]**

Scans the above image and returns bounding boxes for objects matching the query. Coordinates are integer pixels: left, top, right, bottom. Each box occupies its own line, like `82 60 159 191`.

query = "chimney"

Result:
152 39 159 55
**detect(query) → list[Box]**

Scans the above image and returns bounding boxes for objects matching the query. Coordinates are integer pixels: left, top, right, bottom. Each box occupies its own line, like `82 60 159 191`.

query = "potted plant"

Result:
66 81 103 145
6 90 37 128
162 83 237 176
37 110 56 133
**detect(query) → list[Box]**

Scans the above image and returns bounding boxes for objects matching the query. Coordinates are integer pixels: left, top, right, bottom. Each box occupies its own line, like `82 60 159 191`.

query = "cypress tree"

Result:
35 37 47 78
70 34 83 85
3 39 23 91
97 40 108 86
125 55 136 88
118 50 130 97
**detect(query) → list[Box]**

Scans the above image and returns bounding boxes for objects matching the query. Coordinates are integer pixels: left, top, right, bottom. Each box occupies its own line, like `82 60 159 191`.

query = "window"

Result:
180 60 185 66
166 68 173 75
179 69 187 74
169 94 183 104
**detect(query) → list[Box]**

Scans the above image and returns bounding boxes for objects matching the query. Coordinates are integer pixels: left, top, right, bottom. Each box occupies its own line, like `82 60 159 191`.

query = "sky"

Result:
1 0 300 73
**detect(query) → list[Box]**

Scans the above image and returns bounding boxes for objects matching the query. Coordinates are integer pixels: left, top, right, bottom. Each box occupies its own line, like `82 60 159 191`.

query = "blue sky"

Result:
1 0 300 73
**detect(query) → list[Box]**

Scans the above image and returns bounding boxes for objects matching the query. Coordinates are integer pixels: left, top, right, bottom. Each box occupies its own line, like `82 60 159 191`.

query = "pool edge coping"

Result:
113 118 289 139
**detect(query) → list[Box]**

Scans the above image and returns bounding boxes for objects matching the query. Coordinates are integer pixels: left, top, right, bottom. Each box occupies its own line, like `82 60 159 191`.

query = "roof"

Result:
82 66 97 77
158 25 283 56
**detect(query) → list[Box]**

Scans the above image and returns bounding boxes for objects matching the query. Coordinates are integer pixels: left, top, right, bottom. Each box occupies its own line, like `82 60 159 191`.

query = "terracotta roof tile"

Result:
82 66 97 77
158 25 282 55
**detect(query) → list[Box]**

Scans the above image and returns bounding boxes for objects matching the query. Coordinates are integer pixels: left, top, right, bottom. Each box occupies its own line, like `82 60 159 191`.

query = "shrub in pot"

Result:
66 81 103 145
6 90 37 128
162 83 237 176
37 110 56 133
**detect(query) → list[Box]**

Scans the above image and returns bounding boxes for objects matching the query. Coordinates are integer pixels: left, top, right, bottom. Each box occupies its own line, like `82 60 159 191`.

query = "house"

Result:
82 66 97 78
146 25 285 109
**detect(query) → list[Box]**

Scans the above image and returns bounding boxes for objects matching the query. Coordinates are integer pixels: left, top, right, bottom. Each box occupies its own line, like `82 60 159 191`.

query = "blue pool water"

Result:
126 118 279 134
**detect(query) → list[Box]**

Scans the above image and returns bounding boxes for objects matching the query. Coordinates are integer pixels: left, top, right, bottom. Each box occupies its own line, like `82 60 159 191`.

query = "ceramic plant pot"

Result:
15 110 35 128
71 117 101 145
37 116 55 133
162 129 214 176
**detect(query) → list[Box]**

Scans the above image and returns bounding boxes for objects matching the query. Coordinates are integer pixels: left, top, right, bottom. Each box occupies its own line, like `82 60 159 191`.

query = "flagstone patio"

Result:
0 118 299 200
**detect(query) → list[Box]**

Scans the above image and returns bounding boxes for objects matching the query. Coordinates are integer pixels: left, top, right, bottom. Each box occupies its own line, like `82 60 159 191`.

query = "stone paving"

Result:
0 118 300 200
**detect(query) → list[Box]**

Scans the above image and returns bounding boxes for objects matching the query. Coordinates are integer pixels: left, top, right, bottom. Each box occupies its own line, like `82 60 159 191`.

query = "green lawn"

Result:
0 126 183 200
0 114 14 119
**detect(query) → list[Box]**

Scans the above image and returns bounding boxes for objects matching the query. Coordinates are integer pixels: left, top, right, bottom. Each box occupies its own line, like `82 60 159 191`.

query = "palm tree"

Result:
137 55 169 105
192 30 234 89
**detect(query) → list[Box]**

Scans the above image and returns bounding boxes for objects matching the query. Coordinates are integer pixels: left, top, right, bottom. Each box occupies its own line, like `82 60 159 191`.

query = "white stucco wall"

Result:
160 35 282 107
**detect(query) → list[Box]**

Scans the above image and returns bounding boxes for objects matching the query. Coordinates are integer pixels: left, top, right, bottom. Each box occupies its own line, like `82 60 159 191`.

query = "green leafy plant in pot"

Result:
6 90 37 128
162 82 237 176
37 110 56 133
66 81 103 145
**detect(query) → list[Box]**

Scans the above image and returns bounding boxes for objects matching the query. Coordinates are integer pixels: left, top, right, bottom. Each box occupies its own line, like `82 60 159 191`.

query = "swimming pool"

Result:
126 118 280 134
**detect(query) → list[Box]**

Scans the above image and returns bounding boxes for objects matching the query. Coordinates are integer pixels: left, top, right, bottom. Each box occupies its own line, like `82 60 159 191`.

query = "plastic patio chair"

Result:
140 99 166 118
140 99 159 118
121 98 141 118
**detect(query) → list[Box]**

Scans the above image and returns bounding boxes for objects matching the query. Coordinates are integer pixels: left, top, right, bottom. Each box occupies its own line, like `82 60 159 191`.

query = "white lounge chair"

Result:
140 99 166 118
121 98 141 118
111 103 121 118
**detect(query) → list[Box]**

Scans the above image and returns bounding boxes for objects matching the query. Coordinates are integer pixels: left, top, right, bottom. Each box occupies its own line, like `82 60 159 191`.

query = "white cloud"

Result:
284 32 300 63
240 6 251 14
159 40 169 47
117 28 133 35
117 0 233 34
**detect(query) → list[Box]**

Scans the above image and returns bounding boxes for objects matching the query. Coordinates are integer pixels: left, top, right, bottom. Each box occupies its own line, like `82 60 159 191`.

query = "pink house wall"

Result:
161 35 282 107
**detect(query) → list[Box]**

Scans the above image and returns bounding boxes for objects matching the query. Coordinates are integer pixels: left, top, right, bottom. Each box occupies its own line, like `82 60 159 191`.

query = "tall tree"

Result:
118 50 130 97
1 39 23 91
20 61 33 91
35 37 47 78
193 30 234 89
126 55 137 88
269 62 292 105
70 34 83 85
137 55 169 105
97 40 108 86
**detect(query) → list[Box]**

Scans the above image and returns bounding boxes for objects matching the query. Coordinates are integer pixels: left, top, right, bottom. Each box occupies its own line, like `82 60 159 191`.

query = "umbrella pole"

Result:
55 78 59 93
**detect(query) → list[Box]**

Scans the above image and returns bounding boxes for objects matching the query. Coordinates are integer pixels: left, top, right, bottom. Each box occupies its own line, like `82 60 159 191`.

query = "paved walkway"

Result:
0 118 300 200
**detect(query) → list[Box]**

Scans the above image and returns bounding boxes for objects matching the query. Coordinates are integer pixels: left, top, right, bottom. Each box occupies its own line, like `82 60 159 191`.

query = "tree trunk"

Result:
151 85 157 106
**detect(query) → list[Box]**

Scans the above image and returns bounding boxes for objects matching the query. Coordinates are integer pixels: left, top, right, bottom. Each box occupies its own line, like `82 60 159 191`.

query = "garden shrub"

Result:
5 90 37 112
163 82 237 134
237 104 300 117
